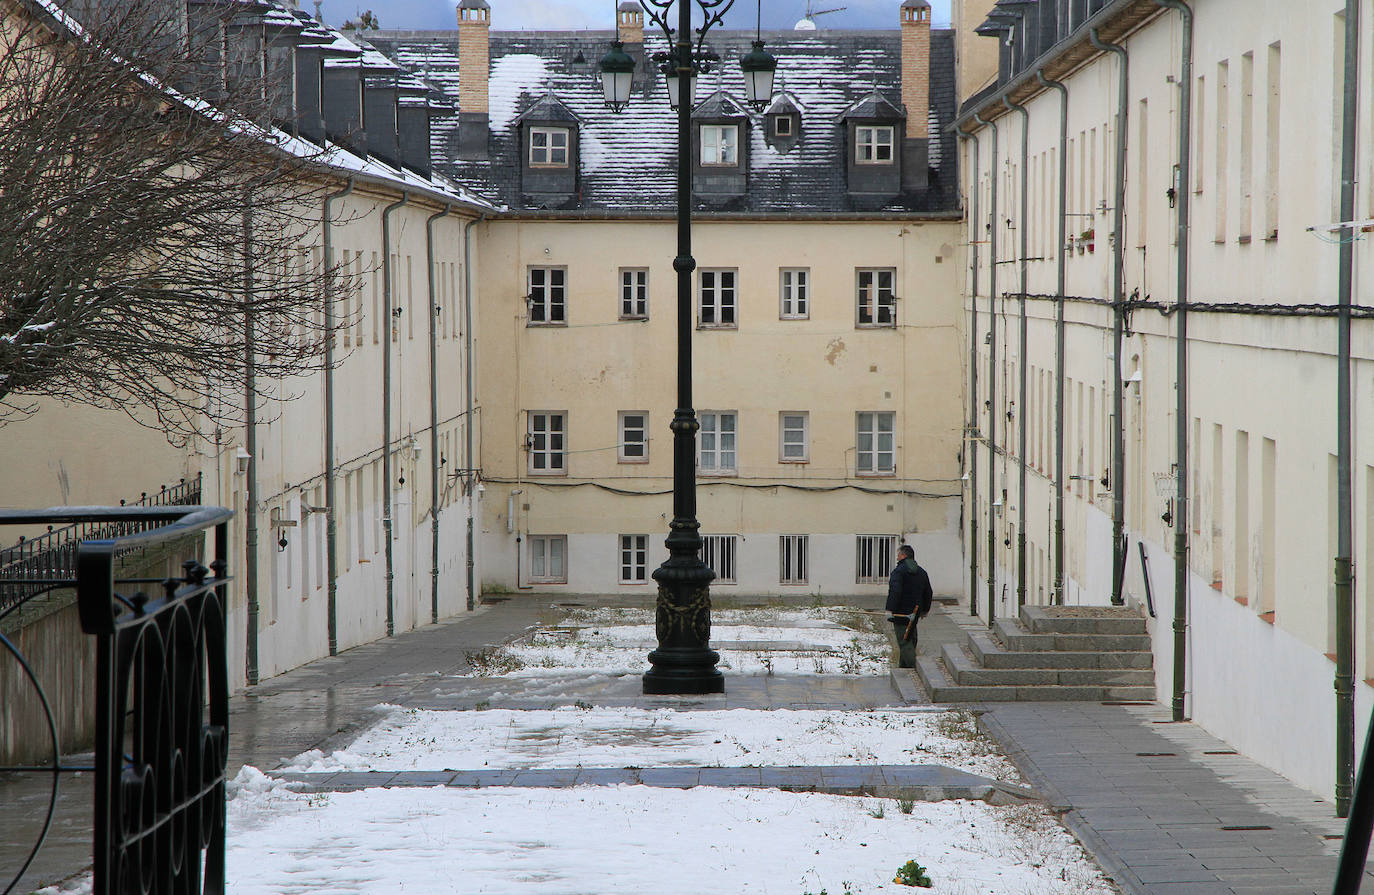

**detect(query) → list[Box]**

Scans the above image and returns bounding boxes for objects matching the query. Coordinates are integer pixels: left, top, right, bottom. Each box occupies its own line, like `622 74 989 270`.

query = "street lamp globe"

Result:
739 40 777 110
662 59 694 111
598 40 636 111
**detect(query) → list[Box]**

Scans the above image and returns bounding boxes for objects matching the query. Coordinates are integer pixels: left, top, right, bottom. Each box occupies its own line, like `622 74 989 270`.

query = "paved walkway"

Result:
4 593 1370 895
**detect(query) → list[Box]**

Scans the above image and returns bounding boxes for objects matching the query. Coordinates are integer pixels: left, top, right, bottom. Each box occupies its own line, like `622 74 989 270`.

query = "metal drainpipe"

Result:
1036 69 1069 607
1333 0 1360 822
322 177 354 657
974 109 998 627
242 202 259 687
381 192 409 637
1004 95 1030 609
1089 27 1129 606
462 214 486 612
957 124 981 619
426 203 452 626
1153 0 1193 724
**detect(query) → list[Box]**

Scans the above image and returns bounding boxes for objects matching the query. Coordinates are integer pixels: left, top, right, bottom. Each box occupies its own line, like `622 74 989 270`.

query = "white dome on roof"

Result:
794 16 817 29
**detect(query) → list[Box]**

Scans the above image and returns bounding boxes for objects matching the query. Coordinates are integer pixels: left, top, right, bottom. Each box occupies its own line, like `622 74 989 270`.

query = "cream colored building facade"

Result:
475 216 965 597
954 0 1374 801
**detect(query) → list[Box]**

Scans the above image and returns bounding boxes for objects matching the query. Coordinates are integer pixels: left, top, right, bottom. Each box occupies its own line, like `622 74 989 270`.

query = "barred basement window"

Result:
856 534 896 583
620 534 649 583
780 535 808 584
700 534 737 583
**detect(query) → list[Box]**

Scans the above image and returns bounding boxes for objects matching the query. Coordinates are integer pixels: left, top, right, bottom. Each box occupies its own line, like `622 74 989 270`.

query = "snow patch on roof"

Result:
490 54 551 130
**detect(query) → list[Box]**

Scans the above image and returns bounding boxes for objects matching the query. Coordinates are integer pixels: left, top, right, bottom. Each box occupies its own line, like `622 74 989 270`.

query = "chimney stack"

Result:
617 2 644 45
456 0 490 159
900 0 931 190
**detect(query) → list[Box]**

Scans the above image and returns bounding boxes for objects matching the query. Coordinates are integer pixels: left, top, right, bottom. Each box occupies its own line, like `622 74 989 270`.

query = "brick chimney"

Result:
900 0 931 191
456 0 490 159
617 1 644 45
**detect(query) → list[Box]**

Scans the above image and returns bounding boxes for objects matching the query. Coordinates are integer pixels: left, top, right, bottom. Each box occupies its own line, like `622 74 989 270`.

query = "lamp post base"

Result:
643 574 724 695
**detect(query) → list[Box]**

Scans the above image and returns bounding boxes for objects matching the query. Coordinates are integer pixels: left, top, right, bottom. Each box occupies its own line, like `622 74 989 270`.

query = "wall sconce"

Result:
1161 498 1174 527
234 447 252 475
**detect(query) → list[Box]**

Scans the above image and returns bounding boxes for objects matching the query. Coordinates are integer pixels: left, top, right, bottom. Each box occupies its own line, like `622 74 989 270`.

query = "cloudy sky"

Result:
313 0 953 32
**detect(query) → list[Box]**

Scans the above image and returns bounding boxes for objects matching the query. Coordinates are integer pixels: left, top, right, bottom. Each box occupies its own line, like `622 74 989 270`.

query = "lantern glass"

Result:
598 40 636 111
665 68 695 110
739 40 777 109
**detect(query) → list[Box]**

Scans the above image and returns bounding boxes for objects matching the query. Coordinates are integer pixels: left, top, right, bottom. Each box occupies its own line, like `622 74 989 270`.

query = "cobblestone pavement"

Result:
5 593 1371 894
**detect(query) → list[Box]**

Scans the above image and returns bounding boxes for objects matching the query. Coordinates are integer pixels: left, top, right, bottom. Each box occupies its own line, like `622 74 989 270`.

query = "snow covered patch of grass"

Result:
220 782 1115 895
280 706 1019 782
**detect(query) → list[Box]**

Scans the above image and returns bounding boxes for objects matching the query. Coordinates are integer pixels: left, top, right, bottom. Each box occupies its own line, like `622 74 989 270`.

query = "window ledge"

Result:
778 458 809 465
527 469 569 477
619 315 649 322
527 322 569 328
529 579 567 586
618 457 650 465
697 323 738 331
529 163 570 170
699 470 739 478
856 323 897 330
855 471 897 478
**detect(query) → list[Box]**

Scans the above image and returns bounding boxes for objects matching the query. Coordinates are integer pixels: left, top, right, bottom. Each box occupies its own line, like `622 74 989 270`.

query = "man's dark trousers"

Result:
890 617 917 668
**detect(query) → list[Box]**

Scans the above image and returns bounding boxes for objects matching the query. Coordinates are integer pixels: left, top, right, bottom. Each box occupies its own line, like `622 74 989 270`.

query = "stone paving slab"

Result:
978 701 1372 894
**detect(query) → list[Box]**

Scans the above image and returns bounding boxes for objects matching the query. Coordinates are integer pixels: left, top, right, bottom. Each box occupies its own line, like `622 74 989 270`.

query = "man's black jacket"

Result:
886 558 933 616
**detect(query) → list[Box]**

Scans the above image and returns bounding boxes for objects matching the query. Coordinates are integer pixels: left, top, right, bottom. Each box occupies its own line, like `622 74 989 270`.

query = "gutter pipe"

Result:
1333 0 1360 824
1004 94 1031 609
322 176 355 656
1036 69 1069 606
974 109 999 628
242 203 259 687
1089 26 1129 606
1152 0 1193 726
425 203 452 625
463 214 486 612
381 191 409 637
957 124 982 618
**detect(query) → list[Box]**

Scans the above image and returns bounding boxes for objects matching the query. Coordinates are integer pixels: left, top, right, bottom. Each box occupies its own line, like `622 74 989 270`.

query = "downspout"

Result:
1333 0 1360 822
426 203 452 625
957 124 981 618
1004 94 1030 609
382 191 409 637
242 202 259 686
1153 0 1193 724
322 177 354 656
1036 69 1069 607
463 213 486 612
1090 27 1129 606
974 109 999 627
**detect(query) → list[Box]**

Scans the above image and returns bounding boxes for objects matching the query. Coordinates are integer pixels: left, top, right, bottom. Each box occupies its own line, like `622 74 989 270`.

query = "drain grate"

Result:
1204 750 1239 755
480 596 510 604
1135 752 1177 757
1220 825 1273 832
1101 701 1154 706
552 602 586 608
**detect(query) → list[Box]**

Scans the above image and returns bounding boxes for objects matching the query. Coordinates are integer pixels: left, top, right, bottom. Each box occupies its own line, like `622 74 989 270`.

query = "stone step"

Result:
941 644 1155 688
967 630 1154 670
1020 605 1147 636
993 618 1152 653
916 655 1157 704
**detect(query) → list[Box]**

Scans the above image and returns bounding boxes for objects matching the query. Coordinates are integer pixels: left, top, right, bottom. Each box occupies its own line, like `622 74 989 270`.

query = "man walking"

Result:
886 544 933 668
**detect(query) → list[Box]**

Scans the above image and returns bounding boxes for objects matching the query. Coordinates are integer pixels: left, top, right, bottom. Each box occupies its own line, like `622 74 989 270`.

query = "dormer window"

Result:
530 126 570 167
774 115 794 137
856 125 895 164
701 124 739 165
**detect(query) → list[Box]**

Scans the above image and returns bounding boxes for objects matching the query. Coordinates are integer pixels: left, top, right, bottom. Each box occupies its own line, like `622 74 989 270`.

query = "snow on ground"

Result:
483 606 894 677
281 706 1019 781
221 767 1114 895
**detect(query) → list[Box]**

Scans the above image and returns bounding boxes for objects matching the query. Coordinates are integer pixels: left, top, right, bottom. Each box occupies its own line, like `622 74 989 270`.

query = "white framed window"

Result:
620 268 648 319
701 124 739 165
856 268 896 327
529 126 570 166
700 534 737 583
774 114 794 137
698 268 737 328
530 535 567 583
779 412 809 462
856 411 895 475
527 267 566 325
856 534 897 583
698 411 737 474
855 125 895 164
528 411 567 474
780 534 808 584
619 534 649 583
779 268 809 319
619 411 649 463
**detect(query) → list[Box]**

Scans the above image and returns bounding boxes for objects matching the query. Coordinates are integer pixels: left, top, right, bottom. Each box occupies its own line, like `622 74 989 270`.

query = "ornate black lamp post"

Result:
600 0 775 695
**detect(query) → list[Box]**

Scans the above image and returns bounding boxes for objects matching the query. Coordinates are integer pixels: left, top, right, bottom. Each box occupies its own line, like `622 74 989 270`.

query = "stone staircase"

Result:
917 605 1156 702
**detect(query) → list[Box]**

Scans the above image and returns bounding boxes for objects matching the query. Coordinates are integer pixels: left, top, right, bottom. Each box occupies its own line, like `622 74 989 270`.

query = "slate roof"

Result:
367 27 958 215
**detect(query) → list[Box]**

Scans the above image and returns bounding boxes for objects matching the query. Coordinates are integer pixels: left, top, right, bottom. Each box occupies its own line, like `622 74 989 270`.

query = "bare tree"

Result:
0 0 343 442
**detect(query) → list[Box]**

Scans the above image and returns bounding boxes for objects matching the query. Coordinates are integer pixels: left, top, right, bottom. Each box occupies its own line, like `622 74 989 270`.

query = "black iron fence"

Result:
0 474 203 613
0 505 232 895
